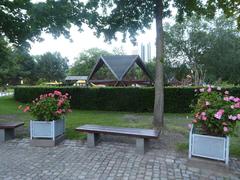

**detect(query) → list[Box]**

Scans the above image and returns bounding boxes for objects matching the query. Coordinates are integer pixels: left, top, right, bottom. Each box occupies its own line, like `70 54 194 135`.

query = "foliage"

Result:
15 86 196 113
201 17 240 84
0 38 37 85
0 0 90 47
35 52 69 82
69 48 111 77
21 90 71 121
191 86 240 136
164 16 240 85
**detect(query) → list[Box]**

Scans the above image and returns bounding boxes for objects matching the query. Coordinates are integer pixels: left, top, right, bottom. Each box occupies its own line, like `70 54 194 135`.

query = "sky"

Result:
30 23 157 65
30 0 175 65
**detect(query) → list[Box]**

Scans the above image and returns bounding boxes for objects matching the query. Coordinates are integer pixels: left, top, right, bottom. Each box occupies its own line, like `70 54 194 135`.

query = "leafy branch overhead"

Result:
0 0 239 47
85 0 240 43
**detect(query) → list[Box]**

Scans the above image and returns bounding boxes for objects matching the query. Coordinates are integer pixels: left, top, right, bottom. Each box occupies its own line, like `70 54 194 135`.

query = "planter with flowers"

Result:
22 90 71 147
189 86 239 165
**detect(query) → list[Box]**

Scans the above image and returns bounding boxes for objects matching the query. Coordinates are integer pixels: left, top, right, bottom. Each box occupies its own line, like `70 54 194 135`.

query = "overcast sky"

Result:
30 1 175 64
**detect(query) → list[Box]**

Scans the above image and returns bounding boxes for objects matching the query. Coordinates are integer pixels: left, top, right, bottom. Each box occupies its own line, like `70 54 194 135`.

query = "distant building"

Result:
147 42 151 61
140 43 146 62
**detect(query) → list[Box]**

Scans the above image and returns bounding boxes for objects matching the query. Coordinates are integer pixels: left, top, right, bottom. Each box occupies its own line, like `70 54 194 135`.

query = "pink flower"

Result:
223 97 229 101
219 109 224 113
202 116 207 121
67 109 72 113
23 106 30 112
214 109 224 120
229 115 237 121
199 88 204 92
188 124 192 129
207 87 212 93
233 97 240 102
201 112 206 116
225 91 229 95
234 103 240 108
237 114 240 120
205 101 210 106
223 127 228 132
229 96 235 101
54 90 62 96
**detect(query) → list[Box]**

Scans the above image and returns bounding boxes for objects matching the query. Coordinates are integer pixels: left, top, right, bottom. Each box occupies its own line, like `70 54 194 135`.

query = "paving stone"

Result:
0 138 239 179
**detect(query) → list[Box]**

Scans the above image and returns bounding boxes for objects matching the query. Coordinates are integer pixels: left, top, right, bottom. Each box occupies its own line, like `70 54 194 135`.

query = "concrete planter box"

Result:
189 126 229 165
30 119 65 147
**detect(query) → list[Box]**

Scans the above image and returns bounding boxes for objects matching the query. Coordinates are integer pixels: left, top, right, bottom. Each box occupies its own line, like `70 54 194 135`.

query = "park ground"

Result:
0 96 239 158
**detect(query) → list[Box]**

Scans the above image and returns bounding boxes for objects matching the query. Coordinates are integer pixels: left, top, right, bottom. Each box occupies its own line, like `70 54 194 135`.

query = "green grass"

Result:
0 96 239 157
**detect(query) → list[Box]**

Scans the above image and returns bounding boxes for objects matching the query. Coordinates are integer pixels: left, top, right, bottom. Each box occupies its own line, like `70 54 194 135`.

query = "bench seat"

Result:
76 124 160 154
0 122 24 142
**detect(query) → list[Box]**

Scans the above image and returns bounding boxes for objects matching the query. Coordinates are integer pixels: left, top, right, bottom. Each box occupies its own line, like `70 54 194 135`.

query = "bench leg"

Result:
0 129 5 143
136 138 148 154
5 129 15 141
87 133 99 148
0 129 15 143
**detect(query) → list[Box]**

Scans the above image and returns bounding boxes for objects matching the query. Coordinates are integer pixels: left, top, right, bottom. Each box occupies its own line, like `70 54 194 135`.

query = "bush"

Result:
191 86 240 136
14 86 199 113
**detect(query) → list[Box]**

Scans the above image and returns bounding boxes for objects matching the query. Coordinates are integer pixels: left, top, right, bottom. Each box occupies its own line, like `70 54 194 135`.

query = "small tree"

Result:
84 0 240 128
35 52 69 82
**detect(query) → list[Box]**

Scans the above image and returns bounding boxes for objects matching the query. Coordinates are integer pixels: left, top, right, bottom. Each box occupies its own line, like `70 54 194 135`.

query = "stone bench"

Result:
76 124 160 154
0 122 24 143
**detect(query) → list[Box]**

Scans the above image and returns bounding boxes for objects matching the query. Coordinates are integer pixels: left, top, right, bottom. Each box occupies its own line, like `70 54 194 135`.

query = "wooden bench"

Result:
0 122 24 142
76 124 160 154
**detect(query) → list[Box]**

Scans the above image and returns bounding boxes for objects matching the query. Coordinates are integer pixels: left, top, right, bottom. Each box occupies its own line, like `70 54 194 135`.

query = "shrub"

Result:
14 86 197 113
20 90 71 121
190 86 240 136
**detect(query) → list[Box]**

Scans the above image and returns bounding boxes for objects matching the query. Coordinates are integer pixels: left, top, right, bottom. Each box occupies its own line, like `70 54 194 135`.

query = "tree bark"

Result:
153 0 164 128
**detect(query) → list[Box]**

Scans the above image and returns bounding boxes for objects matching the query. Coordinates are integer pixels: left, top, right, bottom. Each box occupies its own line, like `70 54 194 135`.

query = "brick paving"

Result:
0 139 239 180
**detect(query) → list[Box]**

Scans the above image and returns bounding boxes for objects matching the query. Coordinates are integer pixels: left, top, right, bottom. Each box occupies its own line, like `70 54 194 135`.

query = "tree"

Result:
85 0 240 128
164 17 211 85
0 0 93 47
35 52 69 82
0 37 14 85
202 17 240 84
165 16 240 85
69 48 111 76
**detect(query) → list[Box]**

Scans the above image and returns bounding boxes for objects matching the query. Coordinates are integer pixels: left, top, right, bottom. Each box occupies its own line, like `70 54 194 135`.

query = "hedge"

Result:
14 86 240 113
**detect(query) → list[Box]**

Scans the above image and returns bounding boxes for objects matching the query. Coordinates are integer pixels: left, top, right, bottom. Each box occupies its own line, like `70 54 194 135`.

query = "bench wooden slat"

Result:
0 122 24 129
76 124 159 138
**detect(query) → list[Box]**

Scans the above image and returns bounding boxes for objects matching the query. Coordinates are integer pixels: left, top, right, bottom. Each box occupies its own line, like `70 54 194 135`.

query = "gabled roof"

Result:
88 55 153 82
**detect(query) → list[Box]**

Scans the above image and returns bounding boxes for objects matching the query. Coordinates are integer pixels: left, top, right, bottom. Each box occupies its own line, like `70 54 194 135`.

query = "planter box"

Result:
189 126 229 165
30 119 65 147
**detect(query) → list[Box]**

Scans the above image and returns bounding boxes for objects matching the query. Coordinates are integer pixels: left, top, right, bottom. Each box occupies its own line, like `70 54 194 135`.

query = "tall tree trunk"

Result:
153 0 164 128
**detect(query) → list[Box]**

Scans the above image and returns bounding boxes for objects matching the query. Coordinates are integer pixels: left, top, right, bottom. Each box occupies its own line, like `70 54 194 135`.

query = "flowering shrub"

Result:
191 86 239 136
21 91 72 121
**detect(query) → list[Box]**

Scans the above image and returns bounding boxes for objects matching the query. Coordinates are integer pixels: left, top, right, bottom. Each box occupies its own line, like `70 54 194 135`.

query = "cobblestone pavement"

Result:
0 139 239 180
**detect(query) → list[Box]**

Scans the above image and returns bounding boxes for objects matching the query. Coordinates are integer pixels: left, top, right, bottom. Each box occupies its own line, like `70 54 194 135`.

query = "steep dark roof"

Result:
88 55 153 82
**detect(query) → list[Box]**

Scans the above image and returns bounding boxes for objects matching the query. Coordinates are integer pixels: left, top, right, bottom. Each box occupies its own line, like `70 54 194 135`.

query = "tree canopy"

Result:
35 52 69 82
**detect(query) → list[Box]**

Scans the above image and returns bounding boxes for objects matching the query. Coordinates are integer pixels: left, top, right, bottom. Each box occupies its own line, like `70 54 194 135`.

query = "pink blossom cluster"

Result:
214 109 224 119
21 91 72 119
192 86 240 135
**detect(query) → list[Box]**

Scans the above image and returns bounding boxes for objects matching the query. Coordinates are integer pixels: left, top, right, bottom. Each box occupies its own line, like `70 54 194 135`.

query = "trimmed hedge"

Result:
13 86 240 113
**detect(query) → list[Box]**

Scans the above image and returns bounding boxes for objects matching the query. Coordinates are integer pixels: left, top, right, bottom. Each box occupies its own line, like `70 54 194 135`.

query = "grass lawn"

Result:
0 96 239 157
